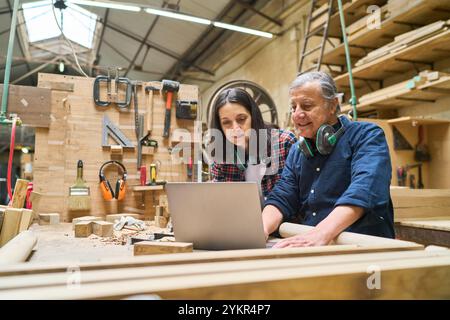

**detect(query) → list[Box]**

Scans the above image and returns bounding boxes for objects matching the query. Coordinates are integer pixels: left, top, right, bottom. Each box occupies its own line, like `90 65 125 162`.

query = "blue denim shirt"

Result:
265 116 395 238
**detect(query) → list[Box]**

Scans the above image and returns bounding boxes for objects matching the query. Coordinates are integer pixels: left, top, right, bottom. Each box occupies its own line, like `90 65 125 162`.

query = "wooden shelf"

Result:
321 0 450 66
132 185 164 192
341 73 450 112
325 0 387 38
387 116 450 126
334 28 450 89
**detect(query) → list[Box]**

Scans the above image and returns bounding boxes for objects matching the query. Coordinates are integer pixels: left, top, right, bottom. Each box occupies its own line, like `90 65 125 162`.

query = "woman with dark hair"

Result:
209 88 296 204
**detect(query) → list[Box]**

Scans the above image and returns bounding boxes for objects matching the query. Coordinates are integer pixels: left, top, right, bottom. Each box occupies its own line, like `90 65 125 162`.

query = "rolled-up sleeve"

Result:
264 147 300 221
335 125 391 210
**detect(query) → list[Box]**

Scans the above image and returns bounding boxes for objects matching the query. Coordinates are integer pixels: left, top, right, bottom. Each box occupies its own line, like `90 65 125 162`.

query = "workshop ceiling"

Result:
0 0 280 91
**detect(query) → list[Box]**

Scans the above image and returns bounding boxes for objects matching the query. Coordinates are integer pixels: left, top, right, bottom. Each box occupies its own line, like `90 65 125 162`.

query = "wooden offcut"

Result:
10 179 29 209
92 221 113 237
39 213 60 225
0 208 23 247
71 216 103 229
18 209 33 232
74 221 93 238
134 241 193 256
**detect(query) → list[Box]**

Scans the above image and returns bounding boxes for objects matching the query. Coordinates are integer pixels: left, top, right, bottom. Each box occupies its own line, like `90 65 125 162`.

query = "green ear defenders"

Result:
298 116 346 158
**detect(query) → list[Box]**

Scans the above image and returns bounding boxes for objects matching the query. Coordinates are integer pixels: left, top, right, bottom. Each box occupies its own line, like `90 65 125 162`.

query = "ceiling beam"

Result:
102 20 214 76
232 0 282 26
94 8 109 66
123 1 170 77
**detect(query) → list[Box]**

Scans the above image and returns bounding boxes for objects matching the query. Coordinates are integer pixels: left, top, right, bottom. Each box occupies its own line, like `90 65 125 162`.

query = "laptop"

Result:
165 182 267 250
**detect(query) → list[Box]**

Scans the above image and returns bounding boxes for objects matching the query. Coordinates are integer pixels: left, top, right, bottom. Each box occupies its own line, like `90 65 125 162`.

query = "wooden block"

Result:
29 192 43 221
154 216 168 228
71 216 103 229
0 84 51 128
106 214 140 223
74 221 93 238
142 146 155 155
39 213 60 225
11 179 29 209
154 205 163 217
110 145 123 155
92 221 113 237
134 241 193 256
18 209 33 232
0 208 23 247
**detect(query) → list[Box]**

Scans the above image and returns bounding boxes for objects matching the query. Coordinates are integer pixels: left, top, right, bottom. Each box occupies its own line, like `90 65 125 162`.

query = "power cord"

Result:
51 0 89 77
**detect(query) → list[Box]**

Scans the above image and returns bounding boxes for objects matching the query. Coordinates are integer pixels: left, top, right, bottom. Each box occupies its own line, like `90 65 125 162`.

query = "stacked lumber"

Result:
355 20 450 66
341 70 450 112
0 179 34 247
0 246 448 299
391 188 450 220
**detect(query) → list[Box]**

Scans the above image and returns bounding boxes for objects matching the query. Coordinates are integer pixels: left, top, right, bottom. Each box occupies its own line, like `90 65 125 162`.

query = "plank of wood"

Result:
0 84 51 127
279 222 421 248
0 231 37 266
18 209 33 232
134 241 193 256
71 216 103 229
29 192 43 221
0 251 448 299
11 179 29 209
92 221 113 237
0 249 442 291
0 208 23 247
38 213 60 225
154 216 167 228
74 221 93 238
396 224 450 247
0 241 425 278
397 219 450 232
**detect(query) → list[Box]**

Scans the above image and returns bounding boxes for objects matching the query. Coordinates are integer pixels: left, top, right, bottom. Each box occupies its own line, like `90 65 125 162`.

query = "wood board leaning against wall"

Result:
33 73 199 222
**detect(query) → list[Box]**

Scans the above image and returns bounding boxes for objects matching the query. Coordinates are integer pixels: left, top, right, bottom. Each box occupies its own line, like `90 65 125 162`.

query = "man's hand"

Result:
272 205 364 248
272 227 333 248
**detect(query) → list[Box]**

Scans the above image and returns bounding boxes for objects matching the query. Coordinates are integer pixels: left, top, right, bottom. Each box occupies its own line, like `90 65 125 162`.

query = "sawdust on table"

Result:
98 221 170 246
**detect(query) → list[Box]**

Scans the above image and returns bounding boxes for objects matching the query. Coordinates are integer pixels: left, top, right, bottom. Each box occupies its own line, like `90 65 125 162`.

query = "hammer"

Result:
161 79 180 138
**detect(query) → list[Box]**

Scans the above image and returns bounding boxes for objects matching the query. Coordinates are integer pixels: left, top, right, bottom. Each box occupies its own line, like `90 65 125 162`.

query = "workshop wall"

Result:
33 73 199 222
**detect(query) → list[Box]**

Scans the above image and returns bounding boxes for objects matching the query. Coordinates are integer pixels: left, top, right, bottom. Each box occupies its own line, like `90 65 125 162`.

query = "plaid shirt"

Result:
210 129 297 198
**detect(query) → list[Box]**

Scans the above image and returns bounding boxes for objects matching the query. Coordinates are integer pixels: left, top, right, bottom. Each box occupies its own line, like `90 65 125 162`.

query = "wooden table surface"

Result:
28 223 168 264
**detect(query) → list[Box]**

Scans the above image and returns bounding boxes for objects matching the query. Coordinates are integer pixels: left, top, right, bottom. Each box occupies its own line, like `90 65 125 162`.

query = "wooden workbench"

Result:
27 222 168 263
396 218 450 247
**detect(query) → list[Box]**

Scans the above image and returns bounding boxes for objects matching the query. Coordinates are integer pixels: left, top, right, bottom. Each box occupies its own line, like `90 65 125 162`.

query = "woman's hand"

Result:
272 228 333 248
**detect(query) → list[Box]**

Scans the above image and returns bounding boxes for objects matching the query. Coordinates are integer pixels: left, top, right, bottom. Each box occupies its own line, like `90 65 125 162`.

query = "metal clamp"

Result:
93 68 132 108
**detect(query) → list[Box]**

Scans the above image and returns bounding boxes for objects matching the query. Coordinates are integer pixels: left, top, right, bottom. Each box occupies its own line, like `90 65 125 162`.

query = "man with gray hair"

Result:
263 71 394 247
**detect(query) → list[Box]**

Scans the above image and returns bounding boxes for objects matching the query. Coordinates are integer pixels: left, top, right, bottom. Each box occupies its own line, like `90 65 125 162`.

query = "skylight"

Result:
22 0 97 49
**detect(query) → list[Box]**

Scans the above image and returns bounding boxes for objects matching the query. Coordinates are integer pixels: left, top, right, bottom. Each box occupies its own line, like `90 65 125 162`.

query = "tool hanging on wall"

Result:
102 115 134 149
145 85 159 135
93 67 132 108
176 100 198 120
99 160 127 201
68 160 91 211
414 125 431 162
161 80 180 138
147 161 166 186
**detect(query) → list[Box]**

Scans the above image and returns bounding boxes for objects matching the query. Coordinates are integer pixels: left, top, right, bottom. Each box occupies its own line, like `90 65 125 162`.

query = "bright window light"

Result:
22 0 98 48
